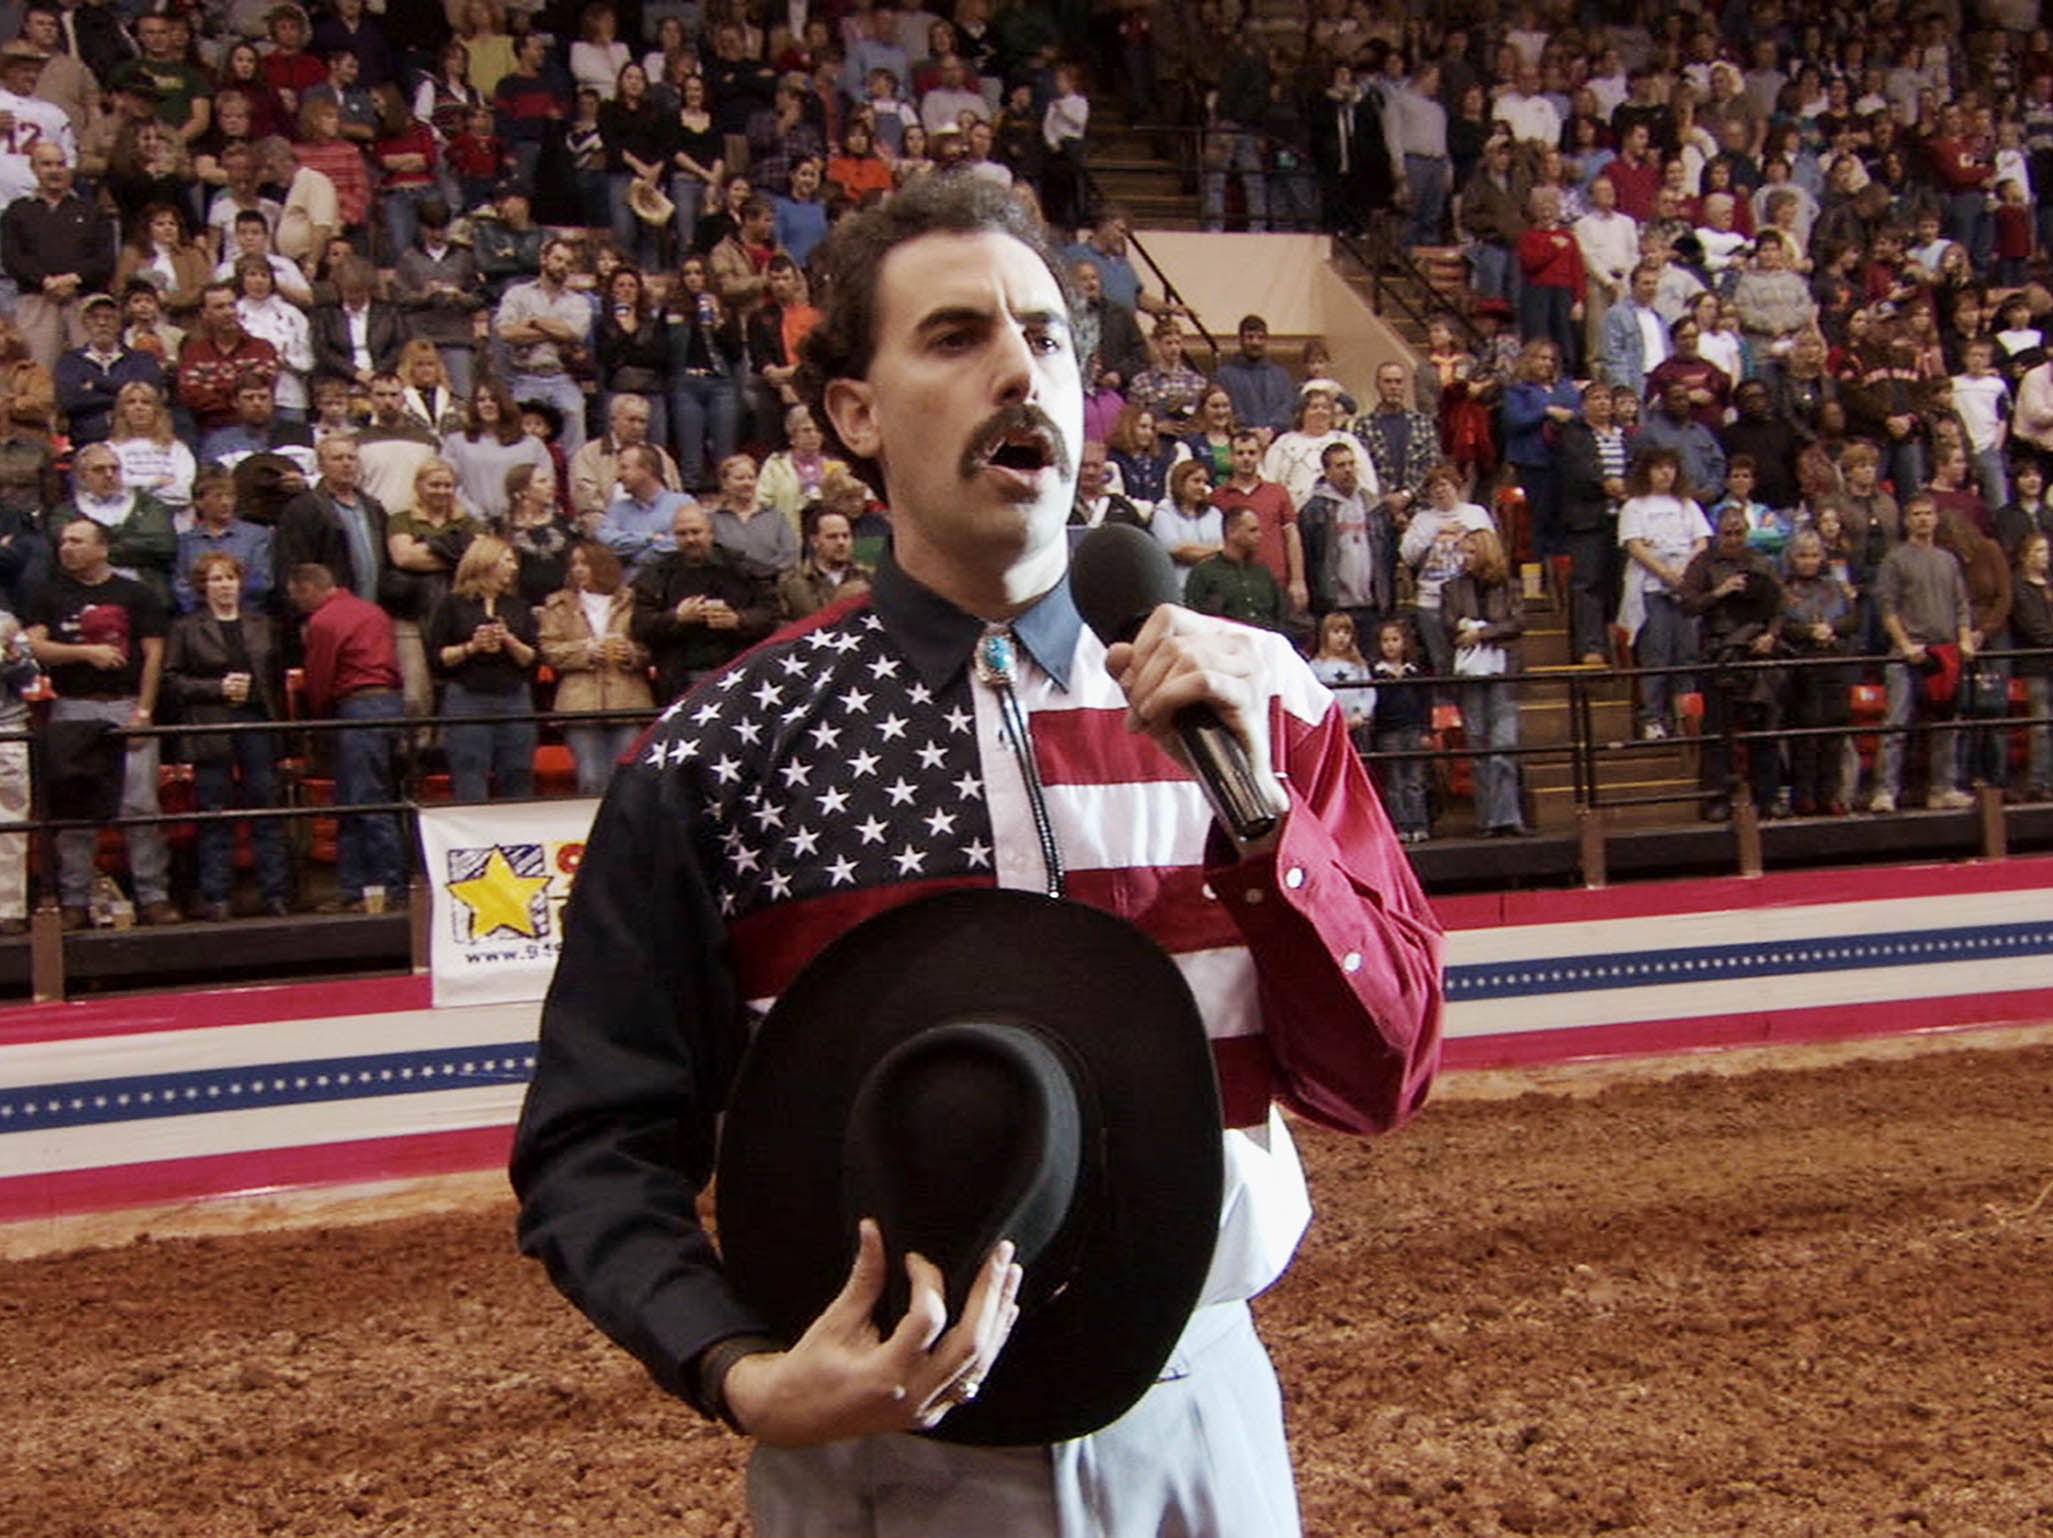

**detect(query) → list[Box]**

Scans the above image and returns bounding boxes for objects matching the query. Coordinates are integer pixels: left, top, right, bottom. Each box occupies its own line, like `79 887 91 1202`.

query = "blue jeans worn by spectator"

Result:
2025 675 2052 795
1962 650 2012 788
334 691 405 902
1371 725 1430 835
1461 678 1525 832
443 680 537 802
1403 154 1450 247
1635 590 1696 733
608 171 666 270
1201 127 1267 231
565 719 643 796
670 370 740 489
438 343 475 400
51 696 171 909
1468 240 1518 304
668 174 707 253
192 710 289 906
1875 654 1958 802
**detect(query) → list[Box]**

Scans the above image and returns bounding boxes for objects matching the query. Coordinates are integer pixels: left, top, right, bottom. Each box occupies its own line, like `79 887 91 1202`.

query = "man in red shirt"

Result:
1212 428 1306 613
1926 103 1994 269
288 562 405 911
177 283 282 452
1597 121 1661 222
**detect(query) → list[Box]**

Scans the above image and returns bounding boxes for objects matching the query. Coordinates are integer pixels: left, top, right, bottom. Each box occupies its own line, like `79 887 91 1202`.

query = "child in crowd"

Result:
1308 611 1376 754
1951 337 2014 511
1992 178 2034 290
1369 619 1433 843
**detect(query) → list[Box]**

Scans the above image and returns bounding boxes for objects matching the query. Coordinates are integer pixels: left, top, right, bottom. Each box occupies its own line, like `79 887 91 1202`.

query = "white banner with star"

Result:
420 799 601 1008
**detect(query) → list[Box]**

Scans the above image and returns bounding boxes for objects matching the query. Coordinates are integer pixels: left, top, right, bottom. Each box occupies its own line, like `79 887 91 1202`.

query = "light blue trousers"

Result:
747 1301 1300 1538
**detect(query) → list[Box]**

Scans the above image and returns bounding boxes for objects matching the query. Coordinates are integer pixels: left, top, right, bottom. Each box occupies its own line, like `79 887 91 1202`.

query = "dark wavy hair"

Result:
795 176 1075 486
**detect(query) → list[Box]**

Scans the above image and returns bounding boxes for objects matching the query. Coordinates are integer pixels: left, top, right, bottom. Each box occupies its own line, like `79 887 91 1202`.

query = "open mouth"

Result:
985 432 1055 473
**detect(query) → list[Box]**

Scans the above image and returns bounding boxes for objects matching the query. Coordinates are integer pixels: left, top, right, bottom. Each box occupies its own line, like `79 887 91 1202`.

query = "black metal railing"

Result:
3 646 2048 996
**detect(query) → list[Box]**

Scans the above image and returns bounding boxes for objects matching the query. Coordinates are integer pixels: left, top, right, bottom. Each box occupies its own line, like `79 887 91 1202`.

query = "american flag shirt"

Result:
515 556 1444 1393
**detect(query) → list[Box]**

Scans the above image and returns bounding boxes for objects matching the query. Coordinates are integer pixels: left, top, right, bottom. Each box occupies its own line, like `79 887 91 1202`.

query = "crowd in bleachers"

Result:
1150 0 2053 836
0 0 2051 926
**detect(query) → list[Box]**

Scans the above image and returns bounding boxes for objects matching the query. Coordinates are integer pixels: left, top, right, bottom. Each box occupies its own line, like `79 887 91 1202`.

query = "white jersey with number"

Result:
0 87 76 210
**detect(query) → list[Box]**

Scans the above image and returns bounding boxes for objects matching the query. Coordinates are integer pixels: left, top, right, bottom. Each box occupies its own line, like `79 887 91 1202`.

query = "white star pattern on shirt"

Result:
673 611 1001 918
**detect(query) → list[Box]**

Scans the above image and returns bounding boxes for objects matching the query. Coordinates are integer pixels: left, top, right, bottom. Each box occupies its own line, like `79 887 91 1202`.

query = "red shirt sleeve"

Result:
1204 698 1444 1135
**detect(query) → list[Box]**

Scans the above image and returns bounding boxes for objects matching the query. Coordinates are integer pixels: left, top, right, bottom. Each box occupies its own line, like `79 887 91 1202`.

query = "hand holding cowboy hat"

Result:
628 177 675 228
715 890 1225 1448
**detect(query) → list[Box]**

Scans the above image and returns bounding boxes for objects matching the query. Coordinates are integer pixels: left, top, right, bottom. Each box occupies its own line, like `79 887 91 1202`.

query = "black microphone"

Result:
1070 524 1282 844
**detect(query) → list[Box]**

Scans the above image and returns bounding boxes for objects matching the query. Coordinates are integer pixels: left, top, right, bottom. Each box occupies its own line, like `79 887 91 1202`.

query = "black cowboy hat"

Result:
715 888 1225 1447
514 397 565 439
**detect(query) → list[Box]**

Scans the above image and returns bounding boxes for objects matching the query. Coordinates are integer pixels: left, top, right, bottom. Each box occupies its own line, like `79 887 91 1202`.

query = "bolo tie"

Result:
973 625 1065 898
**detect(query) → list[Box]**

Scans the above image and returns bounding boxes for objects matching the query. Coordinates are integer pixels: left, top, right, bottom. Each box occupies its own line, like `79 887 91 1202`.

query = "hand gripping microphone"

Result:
1070 524 1282 844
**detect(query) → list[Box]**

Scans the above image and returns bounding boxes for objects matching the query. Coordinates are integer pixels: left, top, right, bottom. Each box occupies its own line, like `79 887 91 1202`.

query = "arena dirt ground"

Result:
5 1030 2051 1538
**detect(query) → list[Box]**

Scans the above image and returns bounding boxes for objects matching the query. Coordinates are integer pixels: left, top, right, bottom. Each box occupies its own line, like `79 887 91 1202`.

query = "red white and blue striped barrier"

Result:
3 855 2050 1228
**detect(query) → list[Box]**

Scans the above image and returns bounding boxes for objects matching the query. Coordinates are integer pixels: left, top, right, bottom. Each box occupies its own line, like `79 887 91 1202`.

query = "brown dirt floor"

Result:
4 1038 2051 1538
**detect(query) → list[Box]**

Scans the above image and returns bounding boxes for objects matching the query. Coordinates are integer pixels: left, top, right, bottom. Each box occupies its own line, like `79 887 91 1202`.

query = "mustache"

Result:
957 404 1073 481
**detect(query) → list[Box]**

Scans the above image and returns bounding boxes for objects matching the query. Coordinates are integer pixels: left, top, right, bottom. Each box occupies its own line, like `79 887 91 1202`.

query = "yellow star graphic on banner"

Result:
448 847 551 938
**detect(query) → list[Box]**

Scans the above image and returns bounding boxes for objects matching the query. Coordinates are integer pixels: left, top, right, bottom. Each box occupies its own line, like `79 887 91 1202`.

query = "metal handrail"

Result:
1076 113 1484 358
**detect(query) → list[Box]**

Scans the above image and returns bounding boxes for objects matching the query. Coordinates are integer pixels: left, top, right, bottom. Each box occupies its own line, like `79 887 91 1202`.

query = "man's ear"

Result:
824 378 879 460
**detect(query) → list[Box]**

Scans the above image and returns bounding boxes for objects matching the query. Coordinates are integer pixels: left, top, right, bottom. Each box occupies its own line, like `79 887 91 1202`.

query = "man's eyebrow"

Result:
913 303 1074 338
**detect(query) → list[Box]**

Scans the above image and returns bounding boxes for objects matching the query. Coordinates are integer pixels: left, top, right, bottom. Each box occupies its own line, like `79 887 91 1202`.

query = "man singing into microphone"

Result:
511 178 1444 1535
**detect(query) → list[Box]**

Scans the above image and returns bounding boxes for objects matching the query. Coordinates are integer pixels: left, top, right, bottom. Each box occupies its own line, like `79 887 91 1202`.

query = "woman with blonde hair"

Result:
106 381 197 517
538 540 652 795
386 455 478 718
426 533 539 801
1441 525 1528 836
398 339 465 435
